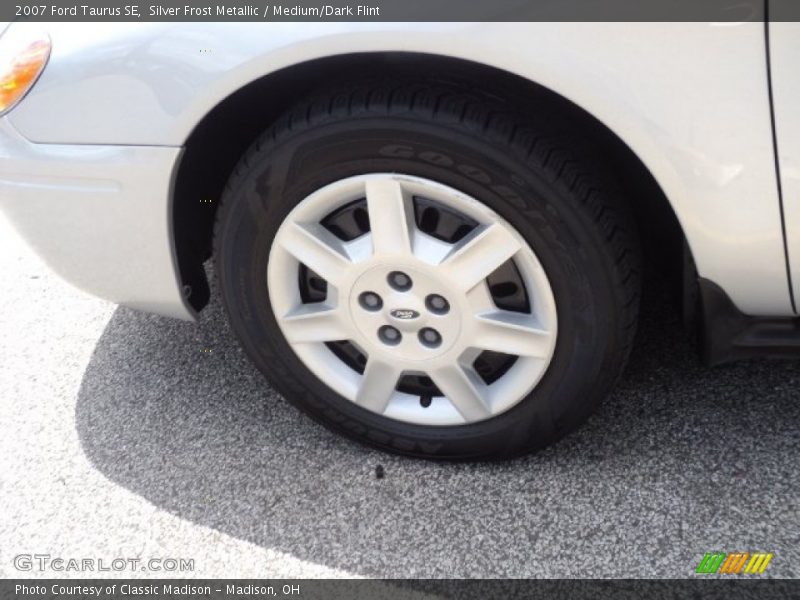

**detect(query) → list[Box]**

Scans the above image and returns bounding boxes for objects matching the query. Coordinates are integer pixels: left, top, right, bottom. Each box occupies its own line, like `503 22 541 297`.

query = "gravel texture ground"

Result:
1 214 797 580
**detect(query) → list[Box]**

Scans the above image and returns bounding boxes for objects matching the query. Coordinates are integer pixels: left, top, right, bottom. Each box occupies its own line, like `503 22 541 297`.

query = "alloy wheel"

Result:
267 174 558 426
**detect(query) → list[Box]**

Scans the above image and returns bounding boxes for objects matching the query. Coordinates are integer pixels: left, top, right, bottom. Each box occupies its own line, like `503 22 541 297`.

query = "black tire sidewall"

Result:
217 116 624 459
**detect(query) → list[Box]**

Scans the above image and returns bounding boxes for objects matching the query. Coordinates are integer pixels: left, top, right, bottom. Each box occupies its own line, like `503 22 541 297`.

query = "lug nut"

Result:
359 291 383 311
387 271 412 291
425 294 450 314
378 325 402 346
418 327 442 348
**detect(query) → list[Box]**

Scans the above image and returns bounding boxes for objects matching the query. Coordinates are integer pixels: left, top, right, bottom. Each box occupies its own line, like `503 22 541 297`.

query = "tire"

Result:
214 78 641 460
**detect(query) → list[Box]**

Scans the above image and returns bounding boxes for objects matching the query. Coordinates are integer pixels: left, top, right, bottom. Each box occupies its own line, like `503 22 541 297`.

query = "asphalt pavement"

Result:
1 214 798 579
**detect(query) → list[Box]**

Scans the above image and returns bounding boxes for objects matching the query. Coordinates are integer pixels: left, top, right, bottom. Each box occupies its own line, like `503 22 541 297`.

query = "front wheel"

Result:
214 80 640 459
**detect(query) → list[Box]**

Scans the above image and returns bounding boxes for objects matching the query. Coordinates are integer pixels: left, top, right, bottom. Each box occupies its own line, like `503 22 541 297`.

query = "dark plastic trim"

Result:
699 278 800 366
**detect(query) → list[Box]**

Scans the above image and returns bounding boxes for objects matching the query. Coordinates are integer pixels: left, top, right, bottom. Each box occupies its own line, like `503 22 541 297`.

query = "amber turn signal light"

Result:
0 27 51 115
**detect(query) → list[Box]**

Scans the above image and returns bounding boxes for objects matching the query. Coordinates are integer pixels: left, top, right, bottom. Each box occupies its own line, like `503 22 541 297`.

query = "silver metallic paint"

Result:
0 22 795 317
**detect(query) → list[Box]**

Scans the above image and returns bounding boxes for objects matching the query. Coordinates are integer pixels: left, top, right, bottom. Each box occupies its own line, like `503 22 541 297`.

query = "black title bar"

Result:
3 579 799 600
6 0 800 22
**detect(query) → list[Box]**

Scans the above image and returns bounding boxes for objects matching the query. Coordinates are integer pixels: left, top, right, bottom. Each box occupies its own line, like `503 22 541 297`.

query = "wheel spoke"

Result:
365 178 415 257
280 304 350 343
439 223 522 291
278 222 352 287
472 311 553 358
355 358 402 414
431 363 492 421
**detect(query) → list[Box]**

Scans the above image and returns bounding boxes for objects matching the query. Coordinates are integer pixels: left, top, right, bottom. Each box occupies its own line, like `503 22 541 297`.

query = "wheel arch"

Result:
172 52 686 314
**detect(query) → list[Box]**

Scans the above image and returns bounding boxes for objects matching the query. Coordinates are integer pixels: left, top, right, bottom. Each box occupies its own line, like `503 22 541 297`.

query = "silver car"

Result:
1 21 798 458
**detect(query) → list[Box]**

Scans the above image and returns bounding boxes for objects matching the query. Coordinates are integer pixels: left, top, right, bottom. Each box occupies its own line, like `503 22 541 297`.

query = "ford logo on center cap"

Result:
390 309 420 320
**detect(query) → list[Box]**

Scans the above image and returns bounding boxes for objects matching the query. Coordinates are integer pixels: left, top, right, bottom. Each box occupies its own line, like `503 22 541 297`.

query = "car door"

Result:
768 11 800 312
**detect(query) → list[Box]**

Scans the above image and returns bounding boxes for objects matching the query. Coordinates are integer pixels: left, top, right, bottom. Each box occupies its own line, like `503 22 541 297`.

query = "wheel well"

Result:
173 52 685 313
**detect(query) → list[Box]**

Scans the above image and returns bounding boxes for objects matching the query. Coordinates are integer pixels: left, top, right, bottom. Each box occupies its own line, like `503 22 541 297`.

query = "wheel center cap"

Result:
348 264 462 362
383 293 426 332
